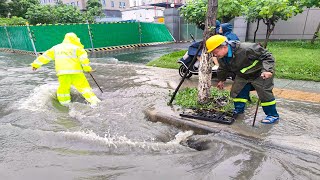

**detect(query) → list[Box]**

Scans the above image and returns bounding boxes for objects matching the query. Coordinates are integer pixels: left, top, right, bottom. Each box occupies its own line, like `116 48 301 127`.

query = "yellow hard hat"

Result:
206 35 228 53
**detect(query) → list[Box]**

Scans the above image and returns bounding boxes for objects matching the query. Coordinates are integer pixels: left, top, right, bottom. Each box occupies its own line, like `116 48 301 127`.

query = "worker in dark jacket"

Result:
199 20 221 34
205 35 279 124
214 23 240 70
219 23 240 41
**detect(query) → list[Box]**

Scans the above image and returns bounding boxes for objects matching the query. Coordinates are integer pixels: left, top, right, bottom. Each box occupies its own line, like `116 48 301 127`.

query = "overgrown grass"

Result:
146 50 187 69
174 87 258 113
266 41 320 81
147 41 320 81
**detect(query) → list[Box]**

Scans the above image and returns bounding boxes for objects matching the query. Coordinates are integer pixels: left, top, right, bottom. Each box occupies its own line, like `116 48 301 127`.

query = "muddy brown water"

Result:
0 47 320 179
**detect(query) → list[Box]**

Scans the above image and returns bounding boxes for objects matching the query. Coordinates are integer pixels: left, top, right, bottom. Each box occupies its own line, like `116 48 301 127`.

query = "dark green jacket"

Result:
217 42 275 81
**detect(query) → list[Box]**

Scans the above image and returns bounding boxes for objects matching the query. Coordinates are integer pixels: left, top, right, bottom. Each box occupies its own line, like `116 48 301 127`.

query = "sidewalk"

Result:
221 78 320 103
145 66 320 103
274 79 320 93
144 66 320 140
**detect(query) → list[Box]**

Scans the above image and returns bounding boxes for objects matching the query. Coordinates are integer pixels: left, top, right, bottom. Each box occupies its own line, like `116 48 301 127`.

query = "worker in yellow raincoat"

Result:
31 32 101 106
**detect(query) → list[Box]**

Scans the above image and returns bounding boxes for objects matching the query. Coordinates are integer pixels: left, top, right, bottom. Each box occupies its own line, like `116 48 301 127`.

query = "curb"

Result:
145 108 264 139
0 42 174 56
85 42 173 53
0 48 35 55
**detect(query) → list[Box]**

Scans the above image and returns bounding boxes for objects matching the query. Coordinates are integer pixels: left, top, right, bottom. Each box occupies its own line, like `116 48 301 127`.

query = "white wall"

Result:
122 8 164 22
247 8 320 40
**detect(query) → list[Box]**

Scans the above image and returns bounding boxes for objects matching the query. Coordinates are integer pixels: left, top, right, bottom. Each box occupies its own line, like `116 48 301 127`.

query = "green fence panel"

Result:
1 22 175 52
6 26 33 51
0 27 10 48
30 24 91 52
90 22 140 47
140 22 174 43
181 23 203 41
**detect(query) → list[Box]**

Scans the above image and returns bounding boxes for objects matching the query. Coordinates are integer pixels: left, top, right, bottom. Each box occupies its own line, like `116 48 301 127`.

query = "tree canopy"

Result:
244 0 298 47
179 0 244 29
8 0 40 18
54 4 85 23
84 0 105 22
0 16 27 25
5 0 104 25
86 0 102 9
25 5 56 25
0 0 9 17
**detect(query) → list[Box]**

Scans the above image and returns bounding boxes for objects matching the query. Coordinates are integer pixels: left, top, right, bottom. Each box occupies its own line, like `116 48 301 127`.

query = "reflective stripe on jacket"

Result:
217 42 275 81
31 34 90 76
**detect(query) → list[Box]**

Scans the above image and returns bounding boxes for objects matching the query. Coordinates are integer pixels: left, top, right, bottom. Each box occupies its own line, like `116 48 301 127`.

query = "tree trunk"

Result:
253 19 260 43
197 0 218 104
311 22 320 44
263 18 275 48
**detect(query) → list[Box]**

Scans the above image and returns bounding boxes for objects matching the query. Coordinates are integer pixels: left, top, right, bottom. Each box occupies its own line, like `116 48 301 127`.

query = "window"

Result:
77 1 79 6
71 2 75 6
118 2 125 8
102 0 106 6
111 1 114 7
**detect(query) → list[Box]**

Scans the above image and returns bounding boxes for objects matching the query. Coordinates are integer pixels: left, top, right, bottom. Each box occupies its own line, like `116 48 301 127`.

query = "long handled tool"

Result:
168 42 203 105
89 73 103 93
252 79 265 127
252 99 260 127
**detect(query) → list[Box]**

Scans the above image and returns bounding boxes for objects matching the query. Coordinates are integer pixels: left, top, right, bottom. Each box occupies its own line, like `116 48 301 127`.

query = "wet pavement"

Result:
1 44 320 179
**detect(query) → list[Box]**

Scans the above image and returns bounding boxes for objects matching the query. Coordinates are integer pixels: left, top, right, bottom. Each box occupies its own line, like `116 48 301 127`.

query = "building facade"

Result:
40 0 129 11
130 0 186 7
122 6 164 22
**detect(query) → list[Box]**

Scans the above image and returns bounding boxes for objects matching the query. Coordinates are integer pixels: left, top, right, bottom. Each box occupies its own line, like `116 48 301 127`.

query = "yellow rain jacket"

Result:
31 33 100 106
31 33 92 75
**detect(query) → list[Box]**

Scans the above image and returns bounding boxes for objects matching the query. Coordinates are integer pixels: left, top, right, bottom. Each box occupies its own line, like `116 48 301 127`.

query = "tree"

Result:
311 22 320 44
0 0 9 17
8 0 40 18
54 4 85 23
25 4 85 25
198 0 218 104
289 0 320 9
25 5 56 25
179 0 244 29
83 0 104 22
288 0 320 44
86 0 102 9
243 0 298 47
0 16 27 25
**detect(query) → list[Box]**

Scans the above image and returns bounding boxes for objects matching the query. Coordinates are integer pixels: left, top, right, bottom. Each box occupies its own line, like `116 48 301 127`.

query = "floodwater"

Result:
0 44 320 180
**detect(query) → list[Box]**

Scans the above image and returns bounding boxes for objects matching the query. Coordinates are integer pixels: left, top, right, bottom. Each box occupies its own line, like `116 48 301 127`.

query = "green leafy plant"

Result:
0 16 27 25
179 0 244 27
173 87 257 113
8 0 40 18
0 0 9 17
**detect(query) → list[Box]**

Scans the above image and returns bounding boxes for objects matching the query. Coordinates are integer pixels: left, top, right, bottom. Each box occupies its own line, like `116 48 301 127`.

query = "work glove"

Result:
83 66 92 72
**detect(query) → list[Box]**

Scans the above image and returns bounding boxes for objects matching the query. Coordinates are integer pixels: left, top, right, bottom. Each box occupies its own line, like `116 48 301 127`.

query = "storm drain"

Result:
180 111 235 125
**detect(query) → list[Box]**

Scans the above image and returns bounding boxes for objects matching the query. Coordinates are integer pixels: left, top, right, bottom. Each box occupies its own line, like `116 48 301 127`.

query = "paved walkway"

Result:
274 79 320 93
271 78 320 103
148 66 320 103
222 78 320 103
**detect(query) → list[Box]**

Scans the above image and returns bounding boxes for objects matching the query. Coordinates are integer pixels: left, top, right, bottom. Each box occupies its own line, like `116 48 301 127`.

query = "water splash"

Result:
17 84 58 111
60 129 194 153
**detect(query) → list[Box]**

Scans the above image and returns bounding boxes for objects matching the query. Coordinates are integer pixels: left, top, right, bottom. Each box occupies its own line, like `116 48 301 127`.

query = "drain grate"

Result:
180 111 235 125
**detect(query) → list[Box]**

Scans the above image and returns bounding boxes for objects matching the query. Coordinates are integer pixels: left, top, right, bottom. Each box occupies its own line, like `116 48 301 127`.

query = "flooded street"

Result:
0 45 320 180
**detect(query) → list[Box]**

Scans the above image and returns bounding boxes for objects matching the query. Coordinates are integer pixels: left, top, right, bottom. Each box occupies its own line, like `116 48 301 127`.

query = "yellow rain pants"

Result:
57 74 100 106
